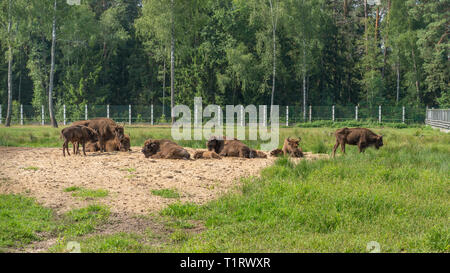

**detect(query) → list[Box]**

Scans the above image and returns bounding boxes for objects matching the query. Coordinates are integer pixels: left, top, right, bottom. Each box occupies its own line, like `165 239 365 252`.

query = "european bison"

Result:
142 139 190 159
61 125 98 156
207 136 252 158
332 127 383 157
270 137 303 158
72 118 124 152
193 150 222 159
249 149 268 158
85 134 131 152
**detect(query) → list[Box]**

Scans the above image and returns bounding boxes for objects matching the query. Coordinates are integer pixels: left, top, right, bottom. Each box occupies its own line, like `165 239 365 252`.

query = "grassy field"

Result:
0 125 448 252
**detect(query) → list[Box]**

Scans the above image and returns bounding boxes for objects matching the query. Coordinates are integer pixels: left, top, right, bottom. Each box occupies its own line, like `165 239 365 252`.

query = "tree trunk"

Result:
302 41 306 122
364 0 368 54
396 59 400 104
411 47 420 103
163 57 166 118
382 0 391 79
48 0 58 128
269 0 277 116
170 0 175 124
5 0 13 127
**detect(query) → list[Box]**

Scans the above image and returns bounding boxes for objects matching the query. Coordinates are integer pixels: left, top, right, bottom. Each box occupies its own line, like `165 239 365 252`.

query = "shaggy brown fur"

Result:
84 134 131 153
270 148 283 157
193 151 222 159
61 125 98 156
142 139 190 159
282 137 304 157
207 136 252 158
72 118 124 152
332 127 383 157
249 149 268 158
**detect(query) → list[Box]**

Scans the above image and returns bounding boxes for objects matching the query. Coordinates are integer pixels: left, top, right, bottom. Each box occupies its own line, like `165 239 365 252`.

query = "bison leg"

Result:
332 141 340 157
341 142 346 154
63 142 66 157
82 141 87 156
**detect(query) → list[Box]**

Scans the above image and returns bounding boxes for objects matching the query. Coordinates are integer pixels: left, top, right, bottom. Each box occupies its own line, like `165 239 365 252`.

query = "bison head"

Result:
142 139 160 158
206 136 225 154
114 125 125 141
286 137 300 149
84 127 99 142
120 135 131 152
375 135 383 149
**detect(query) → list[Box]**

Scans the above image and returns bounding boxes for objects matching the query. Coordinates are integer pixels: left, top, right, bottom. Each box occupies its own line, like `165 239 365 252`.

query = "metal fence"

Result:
0 104 426 126
425 109 450 130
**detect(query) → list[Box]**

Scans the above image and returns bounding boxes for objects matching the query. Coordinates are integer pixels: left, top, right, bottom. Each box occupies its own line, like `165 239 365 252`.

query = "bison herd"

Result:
60 117 383 159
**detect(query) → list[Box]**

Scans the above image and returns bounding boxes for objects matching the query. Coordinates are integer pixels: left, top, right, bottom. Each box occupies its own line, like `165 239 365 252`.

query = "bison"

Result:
249 149 268 158
61 125 98 156
72 118 124 152
142 139 190 159
193 150 222 159
207 136 253 158
85 134 131 152
270 137 303 158
332 127 383 157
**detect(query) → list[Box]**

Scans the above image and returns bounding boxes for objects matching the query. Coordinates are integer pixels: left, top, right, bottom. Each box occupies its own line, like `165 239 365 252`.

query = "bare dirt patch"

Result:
0 146 328 215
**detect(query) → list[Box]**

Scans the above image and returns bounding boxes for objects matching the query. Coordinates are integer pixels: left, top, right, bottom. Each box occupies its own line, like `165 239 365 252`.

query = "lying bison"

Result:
72 118 124 152
332 127 383 157
142 139 190 159
85 134 131 152
193 150 222 159
61 125 98 156
207 136 252 158
270 137 303 157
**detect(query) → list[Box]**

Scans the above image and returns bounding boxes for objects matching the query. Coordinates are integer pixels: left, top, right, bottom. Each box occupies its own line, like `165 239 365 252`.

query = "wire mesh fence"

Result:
0 104 426 126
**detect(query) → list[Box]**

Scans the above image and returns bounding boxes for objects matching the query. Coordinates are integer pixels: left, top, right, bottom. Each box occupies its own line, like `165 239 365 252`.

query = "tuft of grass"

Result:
64 187 109 199
62 204 110 237
120 168 136 173
0 194 56 249
161 202 199 218
23 166 39 171
151 188 180 199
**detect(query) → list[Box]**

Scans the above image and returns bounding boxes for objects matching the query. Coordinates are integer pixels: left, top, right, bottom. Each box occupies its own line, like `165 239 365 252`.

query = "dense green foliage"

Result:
0 0 448 117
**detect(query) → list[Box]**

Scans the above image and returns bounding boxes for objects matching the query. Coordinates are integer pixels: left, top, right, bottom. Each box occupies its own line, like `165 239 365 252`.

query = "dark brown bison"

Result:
72 118 124 152
142 139 190 159
193 150 222 159
249 149 268 158
332 127 383 157
85 134 131 152
270 137 303 158
207 136 253 158
61 125 98 156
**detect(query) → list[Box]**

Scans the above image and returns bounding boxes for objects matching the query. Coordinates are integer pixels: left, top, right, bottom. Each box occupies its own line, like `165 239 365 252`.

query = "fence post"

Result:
286 106 289 126
41 105 44 125
241 105 244 126
402 106 405 124
309 105 312 122
107 104 110 119
218 105 221 127
378 105 382 123
20 104 23 125
63 104 66 125
332 105 335 122
0 104 2 124
264 105 267 126
85 104 88 120
355 105 358 121
129 104 131 125
151 104 154 125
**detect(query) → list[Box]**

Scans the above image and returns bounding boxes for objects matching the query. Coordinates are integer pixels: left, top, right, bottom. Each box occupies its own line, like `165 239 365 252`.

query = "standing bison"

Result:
61 125 98 156
332 128 383 157
72 118 124 152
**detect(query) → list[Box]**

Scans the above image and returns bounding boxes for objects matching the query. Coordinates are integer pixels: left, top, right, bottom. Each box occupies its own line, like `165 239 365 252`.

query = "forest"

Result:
0 0 448 126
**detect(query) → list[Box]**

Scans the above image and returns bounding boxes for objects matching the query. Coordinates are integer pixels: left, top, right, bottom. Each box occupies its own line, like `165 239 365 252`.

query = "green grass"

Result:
0 126 448 252
0 195 55 250
151 188 181 199
23 166 39 171
64 187 109 199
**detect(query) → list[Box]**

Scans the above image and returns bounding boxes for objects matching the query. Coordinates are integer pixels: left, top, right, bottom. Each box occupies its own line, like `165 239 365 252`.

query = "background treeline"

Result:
0 0 448 121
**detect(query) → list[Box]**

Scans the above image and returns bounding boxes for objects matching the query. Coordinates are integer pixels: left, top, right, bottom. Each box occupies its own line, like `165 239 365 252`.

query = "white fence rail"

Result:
425 109 450 130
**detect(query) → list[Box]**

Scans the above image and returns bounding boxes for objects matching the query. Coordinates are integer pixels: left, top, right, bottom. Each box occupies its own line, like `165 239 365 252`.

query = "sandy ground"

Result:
0 146 328 215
